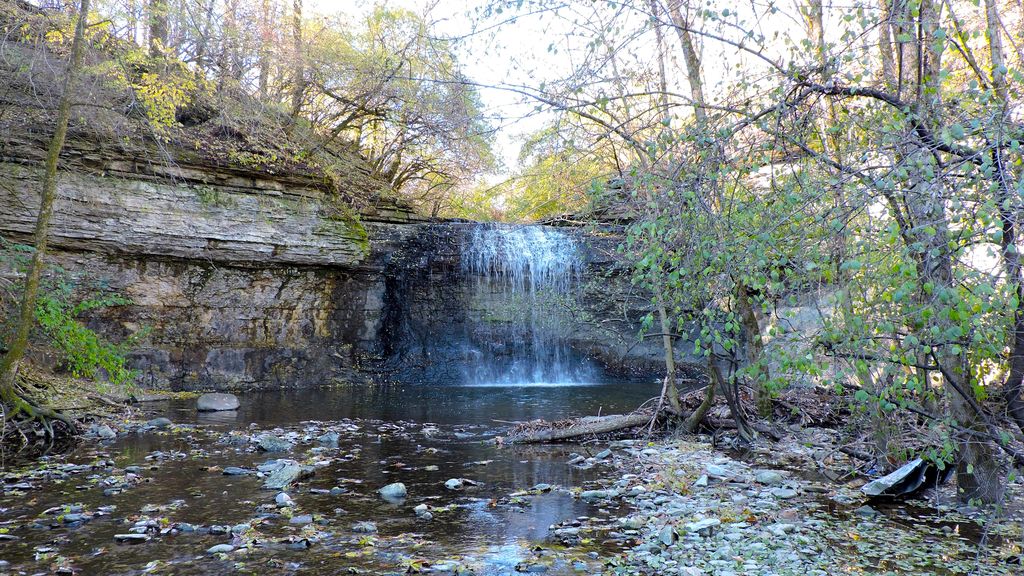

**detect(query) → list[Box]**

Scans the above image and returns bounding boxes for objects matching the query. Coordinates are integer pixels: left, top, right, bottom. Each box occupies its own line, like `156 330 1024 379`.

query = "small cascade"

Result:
460 223 596 386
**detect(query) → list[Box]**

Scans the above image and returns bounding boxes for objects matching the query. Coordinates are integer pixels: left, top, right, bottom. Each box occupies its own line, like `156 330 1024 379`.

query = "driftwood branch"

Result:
504 412 654 443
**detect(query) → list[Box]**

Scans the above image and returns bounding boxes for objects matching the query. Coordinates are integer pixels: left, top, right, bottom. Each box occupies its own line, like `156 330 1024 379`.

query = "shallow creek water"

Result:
0 382 661 575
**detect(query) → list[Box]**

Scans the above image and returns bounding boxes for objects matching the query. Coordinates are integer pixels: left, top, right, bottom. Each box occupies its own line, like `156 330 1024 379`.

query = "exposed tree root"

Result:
0 383 80 456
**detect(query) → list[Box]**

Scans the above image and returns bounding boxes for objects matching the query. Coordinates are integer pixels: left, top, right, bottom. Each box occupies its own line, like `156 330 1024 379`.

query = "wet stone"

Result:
317 431 340 447
580 489 618 502
222 466 250 476
660 524 677 546
145 417 173 429
755 470 786 486
197 393 240 412
207 544 234 554
263 463 305 490
771 487 798 499
352 521 377 533
258 435 294 452
96 425 117 440
379 482 407 501
114 534 150 544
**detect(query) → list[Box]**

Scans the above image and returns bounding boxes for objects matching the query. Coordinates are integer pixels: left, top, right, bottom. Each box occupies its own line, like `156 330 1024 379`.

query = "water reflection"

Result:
169 381 661 428
0 383 660 575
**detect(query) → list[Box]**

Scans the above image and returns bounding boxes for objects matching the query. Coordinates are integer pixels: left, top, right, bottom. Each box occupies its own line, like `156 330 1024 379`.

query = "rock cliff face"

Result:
0 151 666 390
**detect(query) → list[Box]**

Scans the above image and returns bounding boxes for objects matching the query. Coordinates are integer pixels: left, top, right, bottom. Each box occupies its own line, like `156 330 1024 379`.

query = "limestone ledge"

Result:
0 159 420 268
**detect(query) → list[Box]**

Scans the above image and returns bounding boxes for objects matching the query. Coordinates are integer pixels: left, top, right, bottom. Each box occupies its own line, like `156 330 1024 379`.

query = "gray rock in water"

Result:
258 435 294 452
96 425 117 440
275 492 294 507
352 521 378 533
263 463 304 490
379 482 407 501
289 514 313 525
754 470 786 486
222 467 250 476
620 515 646 530
207 544 234 554
594 449 613 460
413 503 432 520
444 478 464 490
317 431 340 447
257 459 286 473
145 417 173 429
196 393 240 412
580 489 619 502
114 533 150 544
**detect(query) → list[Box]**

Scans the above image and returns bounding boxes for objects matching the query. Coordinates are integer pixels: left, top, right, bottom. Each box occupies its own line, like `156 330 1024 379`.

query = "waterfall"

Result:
460 223 596 386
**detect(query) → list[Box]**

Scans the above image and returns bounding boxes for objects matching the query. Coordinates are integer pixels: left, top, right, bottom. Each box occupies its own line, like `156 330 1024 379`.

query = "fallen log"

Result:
505 412 654 443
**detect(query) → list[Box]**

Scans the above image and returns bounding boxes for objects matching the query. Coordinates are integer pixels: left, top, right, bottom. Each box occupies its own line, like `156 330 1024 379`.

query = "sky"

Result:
310 0 563 175
304 1 843 181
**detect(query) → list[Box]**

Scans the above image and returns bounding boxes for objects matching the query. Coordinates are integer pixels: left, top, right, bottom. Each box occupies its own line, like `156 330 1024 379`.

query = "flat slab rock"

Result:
197 393 240 412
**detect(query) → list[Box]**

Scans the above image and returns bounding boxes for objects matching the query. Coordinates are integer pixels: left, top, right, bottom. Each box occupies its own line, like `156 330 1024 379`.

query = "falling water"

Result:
460 223 597 386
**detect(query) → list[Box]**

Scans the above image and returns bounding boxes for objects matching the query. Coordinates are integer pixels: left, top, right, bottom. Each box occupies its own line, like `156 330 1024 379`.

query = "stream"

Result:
0 381 661 575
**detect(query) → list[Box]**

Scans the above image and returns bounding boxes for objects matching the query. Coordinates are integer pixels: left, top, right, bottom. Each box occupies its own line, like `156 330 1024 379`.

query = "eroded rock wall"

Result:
0 157 666 390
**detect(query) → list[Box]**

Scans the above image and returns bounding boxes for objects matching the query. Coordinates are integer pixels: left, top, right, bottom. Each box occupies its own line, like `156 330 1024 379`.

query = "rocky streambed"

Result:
0 385 1021 575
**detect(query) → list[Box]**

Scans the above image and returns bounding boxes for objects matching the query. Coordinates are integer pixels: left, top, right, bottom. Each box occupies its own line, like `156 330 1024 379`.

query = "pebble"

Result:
755 470 785 486
206 544 234 554
379 482 407 501
258 435 294 452
352 521 377 533
771 487 798 499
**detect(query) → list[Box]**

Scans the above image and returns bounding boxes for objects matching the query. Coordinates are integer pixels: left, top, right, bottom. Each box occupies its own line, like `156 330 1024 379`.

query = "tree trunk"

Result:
736 283 770 417
257 0 272 101
666 1 757 435
194 0 215 70
982 0 1024 434
0 0 91 410
893 0 1003 503
290 0 304 119
147 0 167 57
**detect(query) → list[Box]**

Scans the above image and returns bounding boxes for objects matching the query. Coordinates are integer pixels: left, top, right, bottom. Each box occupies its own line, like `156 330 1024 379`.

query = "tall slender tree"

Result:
0 0 92 431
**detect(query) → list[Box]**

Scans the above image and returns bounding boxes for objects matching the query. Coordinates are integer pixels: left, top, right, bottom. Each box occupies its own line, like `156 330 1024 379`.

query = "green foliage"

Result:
32 280 143 394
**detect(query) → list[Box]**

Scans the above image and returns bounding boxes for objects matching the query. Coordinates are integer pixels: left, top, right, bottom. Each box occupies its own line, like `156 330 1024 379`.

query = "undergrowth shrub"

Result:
2 236 144 394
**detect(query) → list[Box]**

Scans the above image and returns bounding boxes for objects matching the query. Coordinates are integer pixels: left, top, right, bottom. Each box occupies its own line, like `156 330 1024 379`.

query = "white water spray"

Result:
461 224 596 386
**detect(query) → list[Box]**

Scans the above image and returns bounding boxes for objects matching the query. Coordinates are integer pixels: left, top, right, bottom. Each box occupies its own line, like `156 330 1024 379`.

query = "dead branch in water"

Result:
504 410 657 443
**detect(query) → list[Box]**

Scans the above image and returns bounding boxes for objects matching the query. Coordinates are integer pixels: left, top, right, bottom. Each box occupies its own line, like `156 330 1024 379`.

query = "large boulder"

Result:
196 393 240 412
